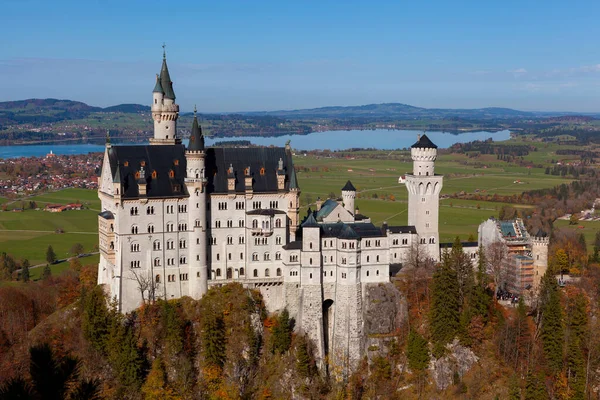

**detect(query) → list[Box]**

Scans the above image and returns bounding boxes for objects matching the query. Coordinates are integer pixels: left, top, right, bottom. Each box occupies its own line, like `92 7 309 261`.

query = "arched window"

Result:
252 219 258 229
153 240 161 251
155 275 161 283
154 258 161 267
216 269 222 277
260 167 265 175
131 225 138 234
227 268 232 279
253 269 258 277
275 218 281 228
276 268 281 277
169 170 174 178
265 268 270 277
240 268 245 276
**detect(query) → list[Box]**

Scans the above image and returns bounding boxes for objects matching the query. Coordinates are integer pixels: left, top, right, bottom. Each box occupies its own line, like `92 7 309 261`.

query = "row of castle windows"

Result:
391 238 409 245
156 273 191 284
211 267 282 279
419 238 436 244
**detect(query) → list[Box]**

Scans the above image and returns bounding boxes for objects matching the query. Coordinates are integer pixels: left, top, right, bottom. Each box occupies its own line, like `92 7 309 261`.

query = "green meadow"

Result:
0 189 99 276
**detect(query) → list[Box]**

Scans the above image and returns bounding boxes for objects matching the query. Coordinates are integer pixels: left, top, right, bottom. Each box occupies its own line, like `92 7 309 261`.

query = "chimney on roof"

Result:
316 197 323 211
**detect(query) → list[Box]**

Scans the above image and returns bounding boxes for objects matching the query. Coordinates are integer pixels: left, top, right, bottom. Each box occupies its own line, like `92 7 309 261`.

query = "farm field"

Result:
0 189 98 272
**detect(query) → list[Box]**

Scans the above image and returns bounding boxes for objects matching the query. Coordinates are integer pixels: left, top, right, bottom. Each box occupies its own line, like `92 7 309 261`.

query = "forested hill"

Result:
243 103 588 120
0 99 150 125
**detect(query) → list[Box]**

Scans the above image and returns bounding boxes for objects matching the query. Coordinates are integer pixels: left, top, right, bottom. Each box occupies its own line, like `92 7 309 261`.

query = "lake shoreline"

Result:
0 129 511 159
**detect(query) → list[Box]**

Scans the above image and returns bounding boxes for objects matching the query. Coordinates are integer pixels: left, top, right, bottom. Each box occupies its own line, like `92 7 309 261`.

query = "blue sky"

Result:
2 0 599 112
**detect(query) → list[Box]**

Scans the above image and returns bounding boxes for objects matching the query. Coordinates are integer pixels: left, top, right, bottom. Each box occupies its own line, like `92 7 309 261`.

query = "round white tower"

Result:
185 108 208 298
405 134 443 261
150 48 180 145
341 180 356 215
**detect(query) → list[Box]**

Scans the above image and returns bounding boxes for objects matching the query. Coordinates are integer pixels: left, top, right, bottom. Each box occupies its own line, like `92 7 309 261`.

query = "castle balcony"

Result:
208 276 283 286
250 228 274 237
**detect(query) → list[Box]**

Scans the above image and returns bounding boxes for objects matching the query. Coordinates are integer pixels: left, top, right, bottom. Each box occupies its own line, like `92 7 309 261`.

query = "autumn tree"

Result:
70 242 85 256
42 264 52 280
202 309 226 368
141 358 178 400
272 308 293 354
485 240 508 297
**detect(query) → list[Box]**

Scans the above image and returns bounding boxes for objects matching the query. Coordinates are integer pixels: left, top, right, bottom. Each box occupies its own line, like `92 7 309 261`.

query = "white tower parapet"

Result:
341 180 356 216
405 134 443 261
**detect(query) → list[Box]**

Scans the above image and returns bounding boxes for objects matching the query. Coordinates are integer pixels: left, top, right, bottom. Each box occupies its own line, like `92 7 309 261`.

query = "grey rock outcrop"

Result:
431 339 479 391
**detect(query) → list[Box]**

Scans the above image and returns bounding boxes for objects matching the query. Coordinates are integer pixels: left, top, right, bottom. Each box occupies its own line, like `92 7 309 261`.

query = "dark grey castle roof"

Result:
534 228 548 238
320 222 385 239
205 147 297 194
187 113 204 152
411 134 437 149
152 74 163 93
159 55 176 100
107 144 297 198
342 180 356 191
107 144 188 199
388 226 417 234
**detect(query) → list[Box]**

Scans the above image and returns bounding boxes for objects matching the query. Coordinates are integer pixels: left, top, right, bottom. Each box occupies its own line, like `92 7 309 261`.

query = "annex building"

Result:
97 52 460 369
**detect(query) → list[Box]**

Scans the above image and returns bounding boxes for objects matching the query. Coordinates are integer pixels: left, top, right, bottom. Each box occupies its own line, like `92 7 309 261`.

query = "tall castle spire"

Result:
150 45 180 145
188 105 205 152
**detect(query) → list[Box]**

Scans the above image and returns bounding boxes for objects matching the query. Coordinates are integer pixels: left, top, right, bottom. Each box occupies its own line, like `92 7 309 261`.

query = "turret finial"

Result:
105 130 110 144
162 43 166 59
194 104 197 116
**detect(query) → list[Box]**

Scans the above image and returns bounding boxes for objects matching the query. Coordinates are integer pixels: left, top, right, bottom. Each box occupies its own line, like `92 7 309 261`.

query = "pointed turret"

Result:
160 52 176 100
152 74 163 93
188 106 205 152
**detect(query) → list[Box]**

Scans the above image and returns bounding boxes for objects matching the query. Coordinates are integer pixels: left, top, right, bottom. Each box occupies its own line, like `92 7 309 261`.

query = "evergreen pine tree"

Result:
41 264 52 280
272 308 292 354
407 328 430 371
450 237 474 308
108 324 145 390
46 245 57 264
524 372 548 400
430 252 460 357
21 259 30 282
566 337 585 400
540 274 564 373
296 334 315 379
508 374 521 400
476 244 487 286
201 309 226 368
82 286 110 353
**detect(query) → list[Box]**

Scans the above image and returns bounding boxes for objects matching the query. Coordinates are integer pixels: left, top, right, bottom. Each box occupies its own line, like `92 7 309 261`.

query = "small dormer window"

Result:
135 171 141 179
260 167 265 175
124 161 129 167
169 170 175 178
245 168 250 176
152 170 157 179
174 159 179 166
140 161 146 167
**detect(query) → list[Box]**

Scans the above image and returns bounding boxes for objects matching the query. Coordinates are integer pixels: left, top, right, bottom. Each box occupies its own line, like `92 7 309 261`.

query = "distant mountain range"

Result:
242 103 596 120
0 98 597 128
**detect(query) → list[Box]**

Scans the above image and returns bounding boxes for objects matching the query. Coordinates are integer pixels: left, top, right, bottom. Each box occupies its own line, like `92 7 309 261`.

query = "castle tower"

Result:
150 47 181 145
299 213 325 364
185 107 208 298
341 180 356 216
405 135 443 260
531 229 549 292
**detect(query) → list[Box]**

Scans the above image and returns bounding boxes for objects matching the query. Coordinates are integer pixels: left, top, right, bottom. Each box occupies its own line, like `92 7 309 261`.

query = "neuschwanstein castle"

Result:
97 52 547 369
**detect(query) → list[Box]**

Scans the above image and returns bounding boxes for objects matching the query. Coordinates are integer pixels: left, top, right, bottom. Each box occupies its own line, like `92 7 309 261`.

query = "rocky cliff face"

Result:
362 283 407 360
431 339 479 391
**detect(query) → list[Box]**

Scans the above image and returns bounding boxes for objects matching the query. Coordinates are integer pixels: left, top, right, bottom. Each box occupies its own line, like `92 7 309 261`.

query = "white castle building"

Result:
98 52 450 369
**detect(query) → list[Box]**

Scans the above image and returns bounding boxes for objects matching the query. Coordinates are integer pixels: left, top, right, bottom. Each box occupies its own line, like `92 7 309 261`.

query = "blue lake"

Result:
0 129 510 159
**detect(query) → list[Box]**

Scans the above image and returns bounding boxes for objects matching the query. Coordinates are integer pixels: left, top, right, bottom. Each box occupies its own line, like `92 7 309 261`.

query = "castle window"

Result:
154 258 161 267
367 256 370 262
169 170 174 178
276 252 281 260
131 225 138 234
140 161 146 167
342 273 346 279
264 253 270 261
376 270 379 276
309 258 312 265
227 236 233 245
376 255 380 262
153 240 161 251
241 253 244 260
309 243 313 250
260 167 265 175
252 219 258 229
227 220 233 228
135 171 141 179
124 161 129 167
367 271 369 277
227 268 232 279
253 269 258 277
228 253 232 260
252 253 258 261
174 159 179 166
155 275 160 283
310 273 312 279
275 218 281 228
240 268 245 276
276 268 281 276
216 269 221 277
245 168 250 176
402 239 408 245
265 268 270 277
216 254 220 261
148 224 154 233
